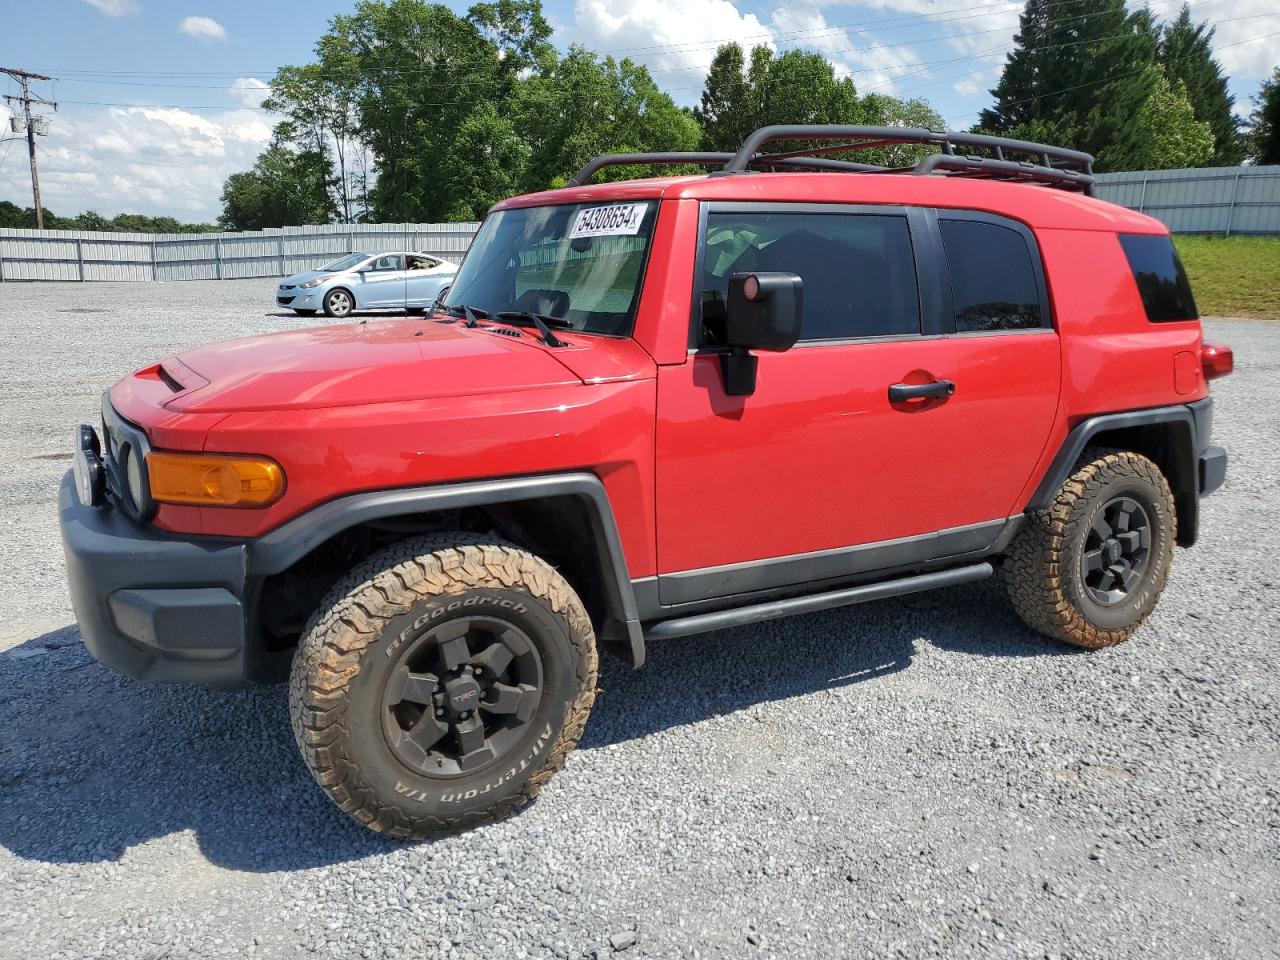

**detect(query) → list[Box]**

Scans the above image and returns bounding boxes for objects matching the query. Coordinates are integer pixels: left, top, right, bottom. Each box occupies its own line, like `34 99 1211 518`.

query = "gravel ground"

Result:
0 280 1276 960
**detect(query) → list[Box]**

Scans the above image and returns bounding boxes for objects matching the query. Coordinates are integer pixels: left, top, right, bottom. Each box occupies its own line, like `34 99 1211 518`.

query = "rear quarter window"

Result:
1118 234 1199 322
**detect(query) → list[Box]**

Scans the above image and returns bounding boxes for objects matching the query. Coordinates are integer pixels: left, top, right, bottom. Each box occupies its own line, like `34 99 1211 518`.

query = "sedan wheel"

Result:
324 289 354 318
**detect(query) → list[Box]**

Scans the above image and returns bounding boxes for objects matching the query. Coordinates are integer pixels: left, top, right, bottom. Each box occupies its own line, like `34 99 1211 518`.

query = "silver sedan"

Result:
275 251 458 319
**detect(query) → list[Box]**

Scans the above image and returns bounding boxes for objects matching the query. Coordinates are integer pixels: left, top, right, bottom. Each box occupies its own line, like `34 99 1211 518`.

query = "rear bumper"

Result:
1199 445 1227 496
58 471 252 687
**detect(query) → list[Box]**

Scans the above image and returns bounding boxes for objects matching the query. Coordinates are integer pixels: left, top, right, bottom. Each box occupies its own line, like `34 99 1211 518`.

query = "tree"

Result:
1097 68 1213 170
218 143 335 231
1159 5 1240 165
265 63 365 223
515 46 699 190
694 42 942 163
695 43 752 152
1247 67 1280 165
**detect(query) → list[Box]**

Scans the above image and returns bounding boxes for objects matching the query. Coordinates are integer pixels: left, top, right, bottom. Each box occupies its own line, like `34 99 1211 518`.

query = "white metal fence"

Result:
2 166 1277 282
0 222 479 283
1093 166 1280 236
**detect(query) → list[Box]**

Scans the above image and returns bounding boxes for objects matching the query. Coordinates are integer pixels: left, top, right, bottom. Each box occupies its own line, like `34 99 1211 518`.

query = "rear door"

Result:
405 254 451 307
925 210 1061 525
359 253 407 307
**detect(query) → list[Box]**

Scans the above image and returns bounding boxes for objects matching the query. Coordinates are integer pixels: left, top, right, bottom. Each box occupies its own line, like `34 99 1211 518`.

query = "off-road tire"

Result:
1005 449 1176 649
288 534 598 839
322 287 354 319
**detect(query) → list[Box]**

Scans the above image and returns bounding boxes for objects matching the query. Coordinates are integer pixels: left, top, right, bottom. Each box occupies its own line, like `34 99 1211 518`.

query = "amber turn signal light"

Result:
146 452 285 508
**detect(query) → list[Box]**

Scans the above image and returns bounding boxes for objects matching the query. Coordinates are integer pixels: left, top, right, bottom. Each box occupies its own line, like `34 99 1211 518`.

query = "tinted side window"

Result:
938 219 1044 332
701 212 920 342
1118 234 1199 322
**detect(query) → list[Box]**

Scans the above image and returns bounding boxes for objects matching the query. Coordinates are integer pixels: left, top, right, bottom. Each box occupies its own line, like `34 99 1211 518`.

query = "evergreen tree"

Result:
1097 69 1214 170
980 0 1138 142
1247 67 1280 165
1158 5 1240 165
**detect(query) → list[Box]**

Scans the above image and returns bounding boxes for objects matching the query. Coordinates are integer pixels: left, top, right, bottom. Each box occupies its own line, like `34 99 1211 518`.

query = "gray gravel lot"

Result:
0 279 1277 960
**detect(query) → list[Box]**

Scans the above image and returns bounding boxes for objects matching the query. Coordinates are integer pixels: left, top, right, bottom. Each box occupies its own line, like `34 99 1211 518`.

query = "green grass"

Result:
1174 236 1280 320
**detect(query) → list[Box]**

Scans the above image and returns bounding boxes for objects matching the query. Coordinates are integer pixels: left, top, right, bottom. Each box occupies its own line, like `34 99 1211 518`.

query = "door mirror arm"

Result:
718 272 804 397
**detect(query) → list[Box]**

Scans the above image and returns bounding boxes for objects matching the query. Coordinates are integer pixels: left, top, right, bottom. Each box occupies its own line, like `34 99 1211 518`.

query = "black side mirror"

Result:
719 272 803 396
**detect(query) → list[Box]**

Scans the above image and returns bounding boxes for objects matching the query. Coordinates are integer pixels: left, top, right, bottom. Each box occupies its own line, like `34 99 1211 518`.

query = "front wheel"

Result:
289 535 598 838
323 288 354 318
1005 449 1176 648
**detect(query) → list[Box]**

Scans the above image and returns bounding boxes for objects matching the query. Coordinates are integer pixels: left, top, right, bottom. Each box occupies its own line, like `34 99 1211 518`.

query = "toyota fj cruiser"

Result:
61 125 1231 839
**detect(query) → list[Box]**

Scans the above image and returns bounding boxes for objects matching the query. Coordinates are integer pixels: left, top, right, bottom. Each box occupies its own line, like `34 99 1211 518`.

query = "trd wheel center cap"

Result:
1103 538 1123 564
443 675 481 714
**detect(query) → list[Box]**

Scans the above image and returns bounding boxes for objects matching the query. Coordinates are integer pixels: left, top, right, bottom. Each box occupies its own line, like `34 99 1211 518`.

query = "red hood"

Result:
158 318 592 413
136 320 655 417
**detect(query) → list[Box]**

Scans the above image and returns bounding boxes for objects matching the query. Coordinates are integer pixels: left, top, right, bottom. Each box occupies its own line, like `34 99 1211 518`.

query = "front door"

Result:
653 203 1059 606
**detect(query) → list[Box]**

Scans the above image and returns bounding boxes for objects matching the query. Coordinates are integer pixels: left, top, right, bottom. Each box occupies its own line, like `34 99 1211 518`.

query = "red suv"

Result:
61 126 1230 839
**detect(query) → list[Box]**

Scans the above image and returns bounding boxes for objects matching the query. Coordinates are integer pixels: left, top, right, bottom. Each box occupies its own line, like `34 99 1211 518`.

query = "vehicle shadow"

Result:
0 580 1071 873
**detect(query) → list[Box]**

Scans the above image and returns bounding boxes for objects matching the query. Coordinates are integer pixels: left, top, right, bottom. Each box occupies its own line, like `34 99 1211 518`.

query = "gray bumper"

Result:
58 471 252 687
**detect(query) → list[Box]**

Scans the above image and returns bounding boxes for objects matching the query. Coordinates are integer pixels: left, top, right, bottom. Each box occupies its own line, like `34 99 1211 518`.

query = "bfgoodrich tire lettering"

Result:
288 534 597 839
1005 449 1175 649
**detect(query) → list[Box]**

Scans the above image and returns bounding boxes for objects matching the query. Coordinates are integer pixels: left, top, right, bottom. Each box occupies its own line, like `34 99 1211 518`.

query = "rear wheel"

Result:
289 535 598 838
323 288 354 318
1005 449 1175 648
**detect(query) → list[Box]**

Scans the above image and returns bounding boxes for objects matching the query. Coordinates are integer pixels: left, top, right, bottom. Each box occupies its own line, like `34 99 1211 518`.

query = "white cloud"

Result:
0 104 271 220
572 0 774 75
230 77 270 108
770 4 924 94
179 15 227 42
82 0 140 15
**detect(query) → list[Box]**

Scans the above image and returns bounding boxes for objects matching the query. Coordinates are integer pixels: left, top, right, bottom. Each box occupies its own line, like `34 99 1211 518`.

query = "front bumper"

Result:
59 471 252 687
277 287 320 308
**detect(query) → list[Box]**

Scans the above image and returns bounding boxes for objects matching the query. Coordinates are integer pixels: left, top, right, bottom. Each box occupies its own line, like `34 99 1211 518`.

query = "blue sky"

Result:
2 0 1276 221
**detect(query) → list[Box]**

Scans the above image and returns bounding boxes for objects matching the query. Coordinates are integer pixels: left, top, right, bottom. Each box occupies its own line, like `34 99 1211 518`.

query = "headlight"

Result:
124 445 146 508
300 275 332 289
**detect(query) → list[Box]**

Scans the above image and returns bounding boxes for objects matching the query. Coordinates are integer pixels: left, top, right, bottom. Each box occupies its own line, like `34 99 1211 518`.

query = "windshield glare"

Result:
443 201 658 337
319 253 369 272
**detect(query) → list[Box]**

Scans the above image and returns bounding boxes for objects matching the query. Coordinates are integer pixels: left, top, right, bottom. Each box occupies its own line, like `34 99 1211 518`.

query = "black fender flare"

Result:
1025 401 1209 547
247 472 646 667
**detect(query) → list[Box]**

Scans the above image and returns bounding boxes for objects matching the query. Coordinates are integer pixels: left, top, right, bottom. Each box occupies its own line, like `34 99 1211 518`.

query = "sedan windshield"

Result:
320 252 370 272
443 201 658 337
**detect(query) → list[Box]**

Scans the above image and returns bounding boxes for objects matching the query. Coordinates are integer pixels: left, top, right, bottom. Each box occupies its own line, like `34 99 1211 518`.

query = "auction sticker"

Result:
569 203 648 238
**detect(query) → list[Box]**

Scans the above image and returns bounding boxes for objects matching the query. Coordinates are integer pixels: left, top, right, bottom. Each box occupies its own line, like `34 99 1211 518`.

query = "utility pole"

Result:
2 67 56 229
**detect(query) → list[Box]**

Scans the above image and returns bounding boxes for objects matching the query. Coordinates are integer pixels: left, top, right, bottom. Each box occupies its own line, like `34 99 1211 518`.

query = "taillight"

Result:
1200 342 1233 380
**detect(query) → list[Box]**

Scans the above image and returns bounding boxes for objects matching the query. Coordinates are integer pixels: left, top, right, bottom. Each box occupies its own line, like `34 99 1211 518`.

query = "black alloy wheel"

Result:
382 616 544 777
1081 495 1152 606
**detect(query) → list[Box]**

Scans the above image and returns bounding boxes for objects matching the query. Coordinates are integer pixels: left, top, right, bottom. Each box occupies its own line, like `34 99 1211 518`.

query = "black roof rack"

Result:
565 151 886 187
568 124 1096 195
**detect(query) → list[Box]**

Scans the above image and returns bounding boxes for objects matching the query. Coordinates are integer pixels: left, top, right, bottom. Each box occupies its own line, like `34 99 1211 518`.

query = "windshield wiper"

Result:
493 311 571 348
433 303 488 326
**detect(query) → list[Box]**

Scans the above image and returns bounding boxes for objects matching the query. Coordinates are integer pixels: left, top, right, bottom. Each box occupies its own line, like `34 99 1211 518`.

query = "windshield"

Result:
443 201 658 336
319 253 369 272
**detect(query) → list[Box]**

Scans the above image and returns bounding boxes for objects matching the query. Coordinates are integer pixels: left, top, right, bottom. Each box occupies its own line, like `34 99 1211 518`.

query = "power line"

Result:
33 0 1191 82
47 5 1278 113
944 26 1280 123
